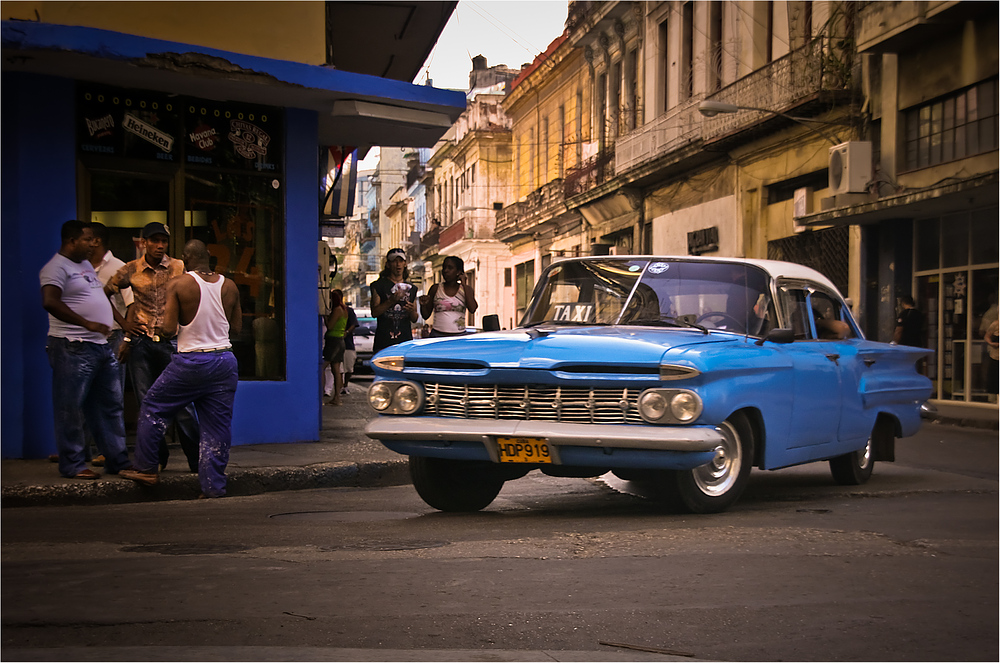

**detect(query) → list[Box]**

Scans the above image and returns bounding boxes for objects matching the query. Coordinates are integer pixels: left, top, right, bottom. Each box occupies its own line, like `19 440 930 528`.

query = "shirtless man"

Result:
121 240 242 498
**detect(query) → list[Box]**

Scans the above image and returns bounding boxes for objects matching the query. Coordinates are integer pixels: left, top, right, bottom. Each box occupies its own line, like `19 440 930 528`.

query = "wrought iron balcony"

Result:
615 37 846 173
564 148 615 198
700 37 847 143
496 179 570 240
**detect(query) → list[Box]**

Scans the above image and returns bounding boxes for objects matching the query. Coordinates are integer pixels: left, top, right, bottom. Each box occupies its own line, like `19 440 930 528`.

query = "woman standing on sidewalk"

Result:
323 289 348 406
419 255 478 337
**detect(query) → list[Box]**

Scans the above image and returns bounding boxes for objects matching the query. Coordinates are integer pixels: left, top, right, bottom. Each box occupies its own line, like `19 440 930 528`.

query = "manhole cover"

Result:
268 511 421 522
120 543 249 555
322 540 449 552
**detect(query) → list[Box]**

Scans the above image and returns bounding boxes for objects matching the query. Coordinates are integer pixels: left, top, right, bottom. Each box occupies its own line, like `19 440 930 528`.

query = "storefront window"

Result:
78 83 286 380
185 173 284 380
914 207 999 404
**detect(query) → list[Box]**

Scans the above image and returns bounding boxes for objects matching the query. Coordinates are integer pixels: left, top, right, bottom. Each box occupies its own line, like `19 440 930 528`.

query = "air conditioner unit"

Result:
828 141 872 195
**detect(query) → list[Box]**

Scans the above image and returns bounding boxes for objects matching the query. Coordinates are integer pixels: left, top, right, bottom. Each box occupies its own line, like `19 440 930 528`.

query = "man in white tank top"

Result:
121 240 243 498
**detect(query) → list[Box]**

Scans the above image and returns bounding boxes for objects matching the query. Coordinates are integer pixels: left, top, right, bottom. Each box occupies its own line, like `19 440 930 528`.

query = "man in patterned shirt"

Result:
105 222 199 472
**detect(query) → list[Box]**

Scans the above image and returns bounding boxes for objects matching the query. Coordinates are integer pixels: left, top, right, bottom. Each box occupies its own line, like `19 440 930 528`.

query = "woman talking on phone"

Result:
419 255 478 337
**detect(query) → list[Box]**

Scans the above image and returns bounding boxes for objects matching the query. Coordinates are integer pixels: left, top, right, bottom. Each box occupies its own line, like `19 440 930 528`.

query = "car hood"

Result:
382 326 736 371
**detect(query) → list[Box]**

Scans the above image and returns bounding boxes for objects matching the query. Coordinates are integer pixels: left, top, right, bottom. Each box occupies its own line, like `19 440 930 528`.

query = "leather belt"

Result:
182 347 232 354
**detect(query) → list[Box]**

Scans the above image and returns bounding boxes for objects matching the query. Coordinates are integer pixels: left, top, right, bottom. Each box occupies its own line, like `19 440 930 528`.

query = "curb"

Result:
1 459 410 508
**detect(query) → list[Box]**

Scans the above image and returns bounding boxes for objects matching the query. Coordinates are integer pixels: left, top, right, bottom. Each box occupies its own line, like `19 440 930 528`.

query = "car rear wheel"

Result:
409 456 505 512
829 426 879 485
672 412 754 514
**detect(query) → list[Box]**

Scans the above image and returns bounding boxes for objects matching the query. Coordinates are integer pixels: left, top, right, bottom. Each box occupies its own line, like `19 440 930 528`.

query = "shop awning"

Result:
2 20 466 148
796 171 998 226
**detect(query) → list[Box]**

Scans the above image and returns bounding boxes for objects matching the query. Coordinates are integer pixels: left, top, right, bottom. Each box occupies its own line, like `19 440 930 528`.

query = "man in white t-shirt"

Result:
40 220 131 479
89 222 133 381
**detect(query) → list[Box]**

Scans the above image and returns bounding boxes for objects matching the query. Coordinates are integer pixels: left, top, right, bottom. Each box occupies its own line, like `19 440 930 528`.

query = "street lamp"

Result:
457 203 504 212
698 100 843 146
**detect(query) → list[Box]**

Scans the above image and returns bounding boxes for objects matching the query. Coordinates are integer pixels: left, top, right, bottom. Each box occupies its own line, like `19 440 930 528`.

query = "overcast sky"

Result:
417 0 569 91
359 0 568 169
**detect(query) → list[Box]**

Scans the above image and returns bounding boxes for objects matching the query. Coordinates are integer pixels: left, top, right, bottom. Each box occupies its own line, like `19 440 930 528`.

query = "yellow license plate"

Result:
496 437 553 464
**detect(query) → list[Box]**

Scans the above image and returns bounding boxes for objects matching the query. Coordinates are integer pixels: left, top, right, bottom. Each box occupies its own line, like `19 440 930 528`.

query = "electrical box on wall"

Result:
792 187 813 232
828 141 872 195
793 187 813 218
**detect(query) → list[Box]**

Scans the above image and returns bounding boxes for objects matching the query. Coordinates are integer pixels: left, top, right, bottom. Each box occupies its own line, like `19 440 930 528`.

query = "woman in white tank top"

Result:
419 256 478 336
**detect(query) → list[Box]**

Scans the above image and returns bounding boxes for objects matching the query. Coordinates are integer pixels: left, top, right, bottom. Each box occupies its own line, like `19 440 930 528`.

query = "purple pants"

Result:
135 351 238 497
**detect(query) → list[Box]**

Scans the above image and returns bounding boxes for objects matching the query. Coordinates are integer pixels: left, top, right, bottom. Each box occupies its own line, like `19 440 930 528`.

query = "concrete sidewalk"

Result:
1 386 407 508
3 385 996 508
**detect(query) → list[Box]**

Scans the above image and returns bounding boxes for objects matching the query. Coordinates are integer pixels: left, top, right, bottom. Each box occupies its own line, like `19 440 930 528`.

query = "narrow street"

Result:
3 423 996 662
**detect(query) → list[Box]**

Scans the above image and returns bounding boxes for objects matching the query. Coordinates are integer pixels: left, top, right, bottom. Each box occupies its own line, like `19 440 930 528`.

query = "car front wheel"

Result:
829 429 877 485
409 456 505 512
671 412 755 514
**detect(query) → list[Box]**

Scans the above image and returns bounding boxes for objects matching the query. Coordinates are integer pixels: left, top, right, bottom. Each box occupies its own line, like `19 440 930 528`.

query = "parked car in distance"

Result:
352 308 375 373
365 256 933 514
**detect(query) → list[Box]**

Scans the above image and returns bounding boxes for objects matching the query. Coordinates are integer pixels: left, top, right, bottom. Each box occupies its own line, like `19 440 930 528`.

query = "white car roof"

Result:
569 255 842 296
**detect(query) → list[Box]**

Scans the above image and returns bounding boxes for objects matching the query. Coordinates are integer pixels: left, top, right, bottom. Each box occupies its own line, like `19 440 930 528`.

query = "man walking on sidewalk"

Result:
121 240 242 498
105 222 200 472
40 220 131 479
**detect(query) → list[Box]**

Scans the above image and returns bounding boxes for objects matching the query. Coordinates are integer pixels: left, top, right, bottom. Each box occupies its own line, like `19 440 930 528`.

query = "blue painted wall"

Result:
230 108 321 445
1 73 321 458
2 73 78 459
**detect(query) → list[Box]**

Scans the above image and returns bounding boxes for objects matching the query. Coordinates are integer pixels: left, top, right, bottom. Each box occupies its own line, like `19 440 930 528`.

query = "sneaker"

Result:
340 387 349 395
120 468 160 486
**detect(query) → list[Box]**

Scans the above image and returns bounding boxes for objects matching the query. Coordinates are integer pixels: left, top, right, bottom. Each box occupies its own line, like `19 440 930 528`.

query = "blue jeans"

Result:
135 351 238 497
129 335 200 471
46 337 130 477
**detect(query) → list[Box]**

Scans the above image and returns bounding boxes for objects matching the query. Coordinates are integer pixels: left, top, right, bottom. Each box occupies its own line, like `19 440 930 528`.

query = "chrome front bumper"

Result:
365 416 725 453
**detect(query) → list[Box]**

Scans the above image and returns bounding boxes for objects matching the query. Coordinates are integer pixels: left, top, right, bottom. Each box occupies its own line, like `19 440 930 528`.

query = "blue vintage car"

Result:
365 256 932 514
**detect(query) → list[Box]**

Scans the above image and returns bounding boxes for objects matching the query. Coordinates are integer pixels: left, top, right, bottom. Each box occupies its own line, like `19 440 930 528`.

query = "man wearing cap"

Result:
371 248 419 354
105 221 200 472
40 220 131 479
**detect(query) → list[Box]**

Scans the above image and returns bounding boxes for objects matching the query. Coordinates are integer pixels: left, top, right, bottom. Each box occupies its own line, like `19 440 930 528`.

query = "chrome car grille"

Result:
424 383 645 425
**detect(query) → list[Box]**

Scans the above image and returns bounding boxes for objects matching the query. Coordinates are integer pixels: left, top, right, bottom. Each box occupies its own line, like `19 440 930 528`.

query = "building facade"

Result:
494 0 997 415
1 3 465 458
798 1 998 406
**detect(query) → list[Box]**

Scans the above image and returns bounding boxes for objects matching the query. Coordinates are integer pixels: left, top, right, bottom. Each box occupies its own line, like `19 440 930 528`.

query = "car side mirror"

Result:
482 314 501 332
755 328 795 346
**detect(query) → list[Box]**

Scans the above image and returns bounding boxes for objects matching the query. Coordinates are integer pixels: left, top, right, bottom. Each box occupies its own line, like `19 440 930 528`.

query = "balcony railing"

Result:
496 179 567 239
615 37 843 173
564 148 615 198
615 99 702 172
701 37 841 141
438 218 465 250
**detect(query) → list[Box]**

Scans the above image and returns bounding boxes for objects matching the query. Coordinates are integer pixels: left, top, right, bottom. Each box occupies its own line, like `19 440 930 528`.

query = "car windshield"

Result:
522 258 776 336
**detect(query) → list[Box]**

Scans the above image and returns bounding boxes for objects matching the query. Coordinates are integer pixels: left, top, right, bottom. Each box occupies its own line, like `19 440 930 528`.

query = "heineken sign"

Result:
77 84 281 172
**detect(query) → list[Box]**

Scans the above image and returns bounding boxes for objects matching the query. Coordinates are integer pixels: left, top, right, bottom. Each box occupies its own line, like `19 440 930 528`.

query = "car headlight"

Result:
369 382 393 411
670 392 699 422
637 388 702 424
638 391 668 420
393 383 420 413
368 380 424 415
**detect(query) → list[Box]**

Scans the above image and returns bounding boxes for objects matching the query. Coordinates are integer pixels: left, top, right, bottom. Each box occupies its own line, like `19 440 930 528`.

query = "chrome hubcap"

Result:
858 436 872 470
694 420 742 496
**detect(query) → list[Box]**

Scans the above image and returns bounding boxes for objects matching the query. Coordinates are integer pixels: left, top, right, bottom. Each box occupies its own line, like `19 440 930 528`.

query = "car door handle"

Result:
863 358 876 367
826 353 840 365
